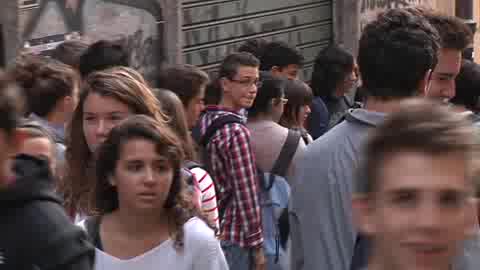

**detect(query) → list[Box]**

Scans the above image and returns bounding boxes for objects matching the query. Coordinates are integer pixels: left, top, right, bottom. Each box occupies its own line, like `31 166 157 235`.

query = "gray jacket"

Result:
289 109 383 270
289 108 480 270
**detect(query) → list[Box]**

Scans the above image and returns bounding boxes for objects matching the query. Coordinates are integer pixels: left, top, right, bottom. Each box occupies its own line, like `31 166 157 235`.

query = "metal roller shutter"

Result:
182 0 333 80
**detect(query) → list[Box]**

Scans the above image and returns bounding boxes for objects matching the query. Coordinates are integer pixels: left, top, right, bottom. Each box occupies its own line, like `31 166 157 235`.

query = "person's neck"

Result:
220 98 241 112
248 113 276 123
368 250 452 270
363 97 408 114
111 207 170 237
45 110 67 126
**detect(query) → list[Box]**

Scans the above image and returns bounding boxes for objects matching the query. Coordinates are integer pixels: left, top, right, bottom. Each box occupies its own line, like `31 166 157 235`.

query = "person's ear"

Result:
12 129 28 154
419 69 433 97
60 96 74 112
352 194 376 235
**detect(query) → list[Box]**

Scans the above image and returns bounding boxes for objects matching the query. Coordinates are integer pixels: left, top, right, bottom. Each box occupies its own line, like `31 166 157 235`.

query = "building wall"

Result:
13 0 171 83
4 0 479 72
181 0 333 80
475 0 480 62
337 0 478 63
335 0 435 57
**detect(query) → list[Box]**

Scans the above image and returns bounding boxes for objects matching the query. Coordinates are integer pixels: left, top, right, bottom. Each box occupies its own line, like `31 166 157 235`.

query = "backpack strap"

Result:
200 114 244 146
184 160 202 170
271 129 301 177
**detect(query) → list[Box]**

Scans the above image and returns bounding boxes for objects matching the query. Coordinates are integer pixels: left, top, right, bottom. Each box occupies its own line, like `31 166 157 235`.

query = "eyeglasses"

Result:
229 78 262 88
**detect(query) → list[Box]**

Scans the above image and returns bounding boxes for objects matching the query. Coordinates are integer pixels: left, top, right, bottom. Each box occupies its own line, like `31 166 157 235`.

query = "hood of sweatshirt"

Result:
0 154 61 208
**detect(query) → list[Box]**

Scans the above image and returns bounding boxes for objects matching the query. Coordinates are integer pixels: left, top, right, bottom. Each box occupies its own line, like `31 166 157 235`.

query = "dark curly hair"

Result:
406 7 473 51
259 41 304 71
310 44 355 99
10 55 79 117
358 8 440 99
94 115 202 249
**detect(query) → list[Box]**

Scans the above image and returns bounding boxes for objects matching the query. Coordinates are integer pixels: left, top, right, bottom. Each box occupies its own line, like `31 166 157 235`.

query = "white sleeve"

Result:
190 167 219 229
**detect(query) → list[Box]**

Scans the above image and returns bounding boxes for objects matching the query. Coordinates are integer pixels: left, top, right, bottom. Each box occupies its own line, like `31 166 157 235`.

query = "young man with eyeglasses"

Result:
197 52 265 270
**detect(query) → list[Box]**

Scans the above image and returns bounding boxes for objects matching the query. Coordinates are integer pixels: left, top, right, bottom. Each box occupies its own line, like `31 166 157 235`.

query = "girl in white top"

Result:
84 115 228 270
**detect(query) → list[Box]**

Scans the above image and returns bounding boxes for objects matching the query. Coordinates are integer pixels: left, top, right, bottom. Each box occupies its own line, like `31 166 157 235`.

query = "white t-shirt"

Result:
79 217 228 270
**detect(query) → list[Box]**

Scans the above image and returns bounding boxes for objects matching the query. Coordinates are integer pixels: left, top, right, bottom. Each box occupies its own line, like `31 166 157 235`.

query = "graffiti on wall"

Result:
124 29 158 82
22 0 86 40
19 0 163 83
360 0 432 30
22 0 162 39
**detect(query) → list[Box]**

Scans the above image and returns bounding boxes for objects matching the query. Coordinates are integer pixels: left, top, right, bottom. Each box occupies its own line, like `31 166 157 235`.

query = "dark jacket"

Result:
0 154 94 270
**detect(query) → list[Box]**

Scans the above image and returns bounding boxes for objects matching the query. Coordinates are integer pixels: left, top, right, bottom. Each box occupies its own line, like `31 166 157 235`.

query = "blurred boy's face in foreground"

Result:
354 151 477 270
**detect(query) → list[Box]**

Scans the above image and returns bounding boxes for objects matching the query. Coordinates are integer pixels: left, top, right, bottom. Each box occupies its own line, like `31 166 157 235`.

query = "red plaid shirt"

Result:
199 106 263 248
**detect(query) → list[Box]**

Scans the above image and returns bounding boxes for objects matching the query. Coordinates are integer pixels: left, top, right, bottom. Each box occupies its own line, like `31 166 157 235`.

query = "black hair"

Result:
248 77 286 118
50 40 90 68
238 38 268 60
204 79 222 105
310 44 355 99
259 41 304 71
358 8 440 99
79 40 130 78
219 52 260 79
451 60 480 112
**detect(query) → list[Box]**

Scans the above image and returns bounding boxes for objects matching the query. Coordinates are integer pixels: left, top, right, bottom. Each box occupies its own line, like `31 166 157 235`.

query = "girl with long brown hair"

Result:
63 66 168 217
82 115 227 270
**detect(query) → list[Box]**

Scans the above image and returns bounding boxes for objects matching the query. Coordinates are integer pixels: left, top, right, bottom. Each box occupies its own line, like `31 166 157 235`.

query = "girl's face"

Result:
111 138 174 213
82 93 133 152
297 104 312 127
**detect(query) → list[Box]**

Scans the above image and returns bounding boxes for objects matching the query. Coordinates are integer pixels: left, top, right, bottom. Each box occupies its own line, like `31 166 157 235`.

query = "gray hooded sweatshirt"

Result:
289 108 480 270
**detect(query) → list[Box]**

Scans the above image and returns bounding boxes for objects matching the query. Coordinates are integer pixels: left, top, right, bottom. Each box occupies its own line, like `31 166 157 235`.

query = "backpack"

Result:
259 129 301 262
194 114 245 219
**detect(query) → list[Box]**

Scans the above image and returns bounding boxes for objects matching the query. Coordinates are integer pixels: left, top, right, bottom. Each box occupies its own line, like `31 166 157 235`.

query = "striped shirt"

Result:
198 106 263 248
190 167 220 229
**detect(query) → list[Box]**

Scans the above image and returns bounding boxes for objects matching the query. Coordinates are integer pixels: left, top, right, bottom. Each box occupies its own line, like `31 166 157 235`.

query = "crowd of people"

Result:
0 5 480 270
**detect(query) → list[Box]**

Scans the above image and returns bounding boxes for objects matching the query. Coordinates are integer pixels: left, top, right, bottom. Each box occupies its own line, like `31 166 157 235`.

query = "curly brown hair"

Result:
405 7 473 51
94 115 204 249
10 54 80 118
62 67 168 216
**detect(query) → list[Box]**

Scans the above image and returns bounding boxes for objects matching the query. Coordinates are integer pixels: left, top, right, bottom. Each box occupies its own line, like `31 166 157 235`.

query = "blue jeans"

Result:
221 241 253 270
